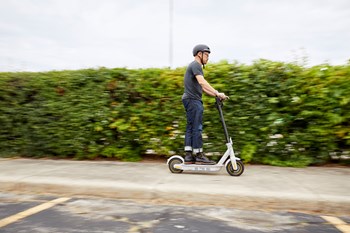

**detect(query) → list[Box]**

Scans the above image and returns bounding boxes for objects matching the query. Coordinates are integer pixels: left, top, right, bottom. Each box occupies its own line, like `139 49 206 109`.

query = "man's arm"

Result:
196 75 218 96
196 75 227 99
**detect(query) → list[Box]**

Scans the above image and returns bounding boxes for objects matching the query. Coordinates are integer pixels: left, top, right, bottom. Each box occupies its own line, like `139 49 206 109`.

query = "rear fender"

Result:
167 155 184 165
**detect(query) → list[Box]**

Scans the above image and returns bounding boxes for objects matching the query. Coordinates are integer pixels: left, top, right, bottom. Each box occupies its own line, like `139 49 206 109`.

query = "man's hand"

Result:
217 92 229 100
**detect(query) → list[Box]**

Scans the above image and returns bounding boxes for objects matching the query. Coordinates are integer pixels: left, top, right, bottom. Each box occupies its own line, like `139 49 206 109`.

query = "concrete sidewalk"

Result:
0 158 349 214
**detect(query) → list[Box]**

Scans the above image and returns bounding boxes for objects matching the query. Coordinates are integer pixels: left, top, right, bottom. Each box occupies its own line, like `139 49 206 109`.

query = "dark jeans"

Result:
182 98 203 153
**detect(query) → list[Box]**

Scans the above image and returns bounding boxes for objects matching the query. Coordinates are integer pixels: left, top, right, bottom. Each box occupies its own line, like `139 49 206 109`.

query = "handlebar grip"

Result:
215 96 224 108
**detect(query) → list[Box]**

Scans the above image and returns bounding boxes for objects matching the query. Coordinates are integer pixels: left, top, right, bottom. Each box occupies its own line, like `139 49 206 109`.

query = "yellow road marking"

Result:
0 197 71 228
322 215 350 233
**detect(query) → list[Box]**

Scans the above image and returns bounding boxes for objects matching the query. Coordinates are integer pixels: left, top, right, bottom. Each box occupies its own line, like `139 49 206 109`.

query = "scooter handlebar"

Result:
215 96 225 108
215 95 229 104
216 92 229 100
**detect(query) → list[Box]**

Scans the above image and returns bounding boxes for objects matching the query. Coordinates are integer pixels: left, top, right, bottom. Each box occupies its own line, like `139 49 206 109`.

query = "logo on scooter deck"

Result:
175 164 223 172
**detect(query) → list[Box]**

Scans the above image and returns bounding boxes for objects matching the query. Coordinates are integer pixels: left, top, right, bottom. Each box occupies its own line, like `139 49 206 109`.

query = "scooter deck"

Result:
174 163 224 172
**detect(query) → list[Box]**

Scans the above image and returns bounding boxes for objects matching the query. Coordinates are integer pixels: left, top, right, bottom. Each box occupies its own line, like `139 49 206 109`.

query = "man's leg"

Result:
182 99 195 163
192 100 203 154
192 100 215 165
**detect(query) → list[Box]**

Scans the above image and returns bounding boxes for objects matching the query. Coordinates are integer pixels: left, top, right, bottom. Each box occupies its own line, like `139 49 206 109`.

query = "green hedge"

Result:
0 60 349 166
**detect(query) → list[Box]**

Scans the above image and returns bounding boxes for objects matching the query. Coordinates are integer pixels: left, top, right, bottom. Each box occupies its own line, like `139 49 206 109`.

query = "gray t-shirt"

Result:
182 61 203 100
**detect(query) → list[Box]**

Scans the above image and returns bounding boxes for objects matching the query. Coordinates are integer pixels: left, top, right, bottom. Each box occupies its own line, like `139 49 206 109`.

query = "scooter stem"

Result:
215 97 230 143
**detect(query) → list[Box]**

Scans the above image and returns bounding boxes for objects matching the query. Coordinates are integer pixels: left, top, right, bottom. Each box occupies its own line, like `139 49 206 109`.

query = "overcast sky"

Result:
0 0 349 72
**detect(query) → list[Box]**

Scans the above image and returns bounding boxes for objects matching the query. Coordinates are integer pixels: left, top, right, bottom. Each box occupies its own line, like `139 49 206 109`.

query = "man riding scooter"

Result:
182 44 228 165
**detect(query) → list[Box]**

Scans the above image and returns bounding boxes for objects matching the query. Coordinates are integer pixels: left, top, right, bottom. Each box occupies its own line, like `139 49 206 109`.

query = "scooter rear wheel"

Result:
226 160 244 176
168 158 183 173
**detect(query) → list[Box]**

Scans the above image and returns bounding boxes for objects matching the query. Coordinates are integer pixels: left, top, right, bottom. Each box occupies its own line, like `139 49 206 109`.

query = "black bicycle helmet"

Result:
192 44 211 56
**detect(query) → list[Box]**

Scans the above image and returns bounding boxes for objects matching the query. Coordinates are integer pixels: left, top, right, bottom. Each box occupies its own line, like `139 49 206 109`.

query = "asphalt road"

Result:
1 192 349 233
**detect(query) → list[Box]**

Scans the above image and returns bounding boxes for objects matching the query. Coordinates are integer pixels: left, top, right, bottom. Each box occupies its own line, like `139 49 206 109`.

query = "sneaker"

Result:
184 152 195 164
195 152 216 165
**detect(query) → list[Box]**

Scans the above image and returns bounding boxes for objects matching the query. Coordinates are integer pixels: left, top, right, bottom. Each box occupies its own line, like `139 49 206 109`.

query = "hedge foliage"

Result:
0 60 349 166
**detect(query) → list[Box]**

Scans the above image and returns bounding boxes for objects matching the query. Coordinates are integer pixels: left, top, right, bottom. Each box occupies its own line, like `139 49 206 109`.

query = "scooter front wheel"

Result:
168 158 183 174
226 160 244 176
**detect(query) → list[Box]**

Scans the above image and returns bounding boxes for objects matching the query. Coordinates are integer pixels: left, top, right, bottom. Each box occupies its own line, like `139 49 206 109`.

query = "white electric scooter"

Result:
167 97 244 176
